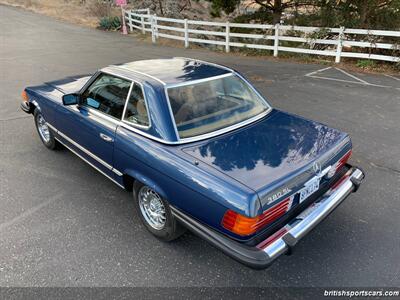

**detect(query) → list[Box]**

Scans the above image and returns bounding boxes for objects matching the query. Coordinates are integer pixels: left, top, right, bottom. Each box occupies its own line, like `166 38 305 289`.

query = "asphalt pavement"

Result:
0 5 399 287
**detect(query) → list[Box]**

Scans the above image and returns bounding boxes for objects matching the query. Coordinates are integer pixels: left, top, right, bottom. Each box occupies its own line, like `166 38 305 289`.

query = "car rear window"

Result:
167 74 269 139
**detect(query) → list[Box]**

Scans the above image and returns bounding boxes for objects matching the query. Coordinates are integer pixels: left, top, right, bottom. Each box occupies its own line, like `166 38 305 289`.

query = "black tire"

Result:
133 181 186 242
34 109 59 150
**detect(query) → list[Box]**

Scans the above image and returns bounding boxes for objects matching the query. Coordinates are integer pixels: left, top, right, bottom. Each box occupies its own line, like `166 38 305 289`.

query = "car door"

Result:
56 72 131 179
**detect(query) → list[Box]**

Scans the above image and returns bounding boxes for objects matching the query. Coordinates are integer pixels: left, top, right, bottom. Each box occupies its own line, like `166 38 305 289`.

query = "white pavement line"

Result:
335 67 370 85
308 75 365 85
0 192 64 232
305 66 332 77
308 75 393 88
0 115 31 122
384 74 400 81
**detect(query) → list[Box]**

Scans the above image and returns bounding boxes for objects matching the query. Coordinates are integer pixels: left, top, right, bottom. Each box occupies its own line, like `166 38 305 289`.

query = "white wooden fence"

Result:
123 9 400 63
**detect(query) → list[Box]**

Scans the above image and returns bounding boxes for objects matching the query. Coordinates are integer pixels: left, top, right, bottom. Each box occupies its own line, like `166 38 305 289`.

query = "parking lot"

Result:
1 5 399 287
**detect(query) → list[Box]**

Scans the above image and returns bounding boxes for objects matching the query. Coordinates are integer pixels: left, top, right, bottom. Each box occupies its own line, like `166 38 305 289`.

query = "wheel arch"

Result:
122 169 168 200
27 100 39 114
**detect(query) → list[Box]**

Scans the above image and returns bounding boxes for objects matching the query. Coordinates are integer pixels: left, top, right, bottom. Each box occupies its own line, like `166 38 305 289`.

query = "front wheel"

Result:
34 109 59 150
133 182 186 241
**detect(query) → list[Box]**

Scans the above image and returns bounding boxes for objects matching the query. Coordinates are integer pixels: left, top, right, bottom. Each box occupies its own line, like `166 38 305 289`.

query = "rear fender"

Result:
124 169 168 200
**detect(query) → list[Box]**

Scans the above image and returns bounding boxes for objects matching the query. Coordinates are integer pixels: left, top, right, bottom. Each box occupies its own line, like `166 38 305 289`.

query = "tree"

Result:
315 0 400 29
340 0 400 29
140 0 192 17
253 0 313 24
209 0 315 24
209 0 240 16
208 0 400 29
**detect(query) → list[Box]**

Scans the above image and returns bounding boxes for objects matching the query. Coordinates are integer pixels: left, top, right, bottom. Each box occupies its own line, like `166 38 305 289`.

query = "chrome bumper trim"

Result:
168 167 364 269
263 168 364 258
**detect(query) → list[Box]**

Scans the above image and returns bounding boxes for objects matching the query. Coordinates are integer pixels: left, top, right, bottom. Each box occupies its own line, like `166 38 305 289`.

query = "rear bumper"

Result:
171 166 365 269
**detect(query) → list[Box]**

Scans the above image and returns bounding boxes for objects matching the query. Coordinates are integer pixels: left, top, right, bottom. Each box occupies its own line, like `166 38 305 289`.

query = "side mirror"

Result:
62 93 79 106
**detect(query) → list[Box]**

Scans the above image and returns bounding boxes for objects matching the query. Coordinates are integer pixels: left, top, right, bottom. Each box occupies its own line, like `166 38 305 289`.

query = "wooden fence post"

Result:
141 16 145 34
184 19 189 48
154 14 158 38
151 15 156 43
225 22 230 53
273 23 279 57
125 10 132 32
335 26 345 63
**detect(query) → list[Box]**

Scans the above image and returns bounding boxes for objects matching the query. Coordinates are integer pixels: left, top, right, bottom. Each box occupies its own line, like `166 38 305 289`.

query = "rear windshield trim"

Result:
165 73 234 89
164 72 272 143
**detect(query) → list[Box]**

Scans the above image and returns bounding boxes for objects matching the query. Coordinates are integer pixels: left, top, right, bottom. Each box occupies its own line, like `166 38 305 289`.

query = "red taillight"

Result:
327 149 352 178
222 197 292 236
337 149 352 170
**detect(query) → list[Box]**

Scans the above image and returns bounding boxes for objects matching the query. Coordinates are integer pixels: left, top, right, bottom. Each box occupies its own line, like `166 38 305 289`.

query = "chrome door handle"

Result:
100 133 113 142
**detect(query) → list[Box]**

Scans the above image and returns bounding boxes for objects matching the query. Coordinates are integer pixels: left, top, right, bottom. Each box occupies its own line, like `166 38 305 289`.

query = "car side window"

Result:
80 73 131 119
123 83 149 127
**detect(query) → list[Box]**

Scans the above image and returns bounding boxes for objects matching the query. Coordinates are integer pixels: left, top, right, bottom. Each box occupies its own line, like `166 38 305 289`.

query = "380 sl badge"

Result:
266 187 292 205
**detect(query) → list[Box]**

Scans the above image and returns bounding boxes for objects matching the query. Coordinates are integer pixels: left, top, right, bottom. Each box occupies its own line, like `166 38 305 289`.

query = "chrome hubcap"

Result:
37 114 50 143
138 186 166 230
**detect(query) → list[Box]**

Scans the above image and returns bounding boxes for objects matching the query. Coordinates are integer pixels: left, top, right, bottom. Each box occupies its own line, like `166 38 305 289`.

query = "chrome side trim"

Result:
119 77 151 130
165 73 233 89
173 57 234 72
77 71 100 95
57 130 113 169
55 137 125 189
81 106 121 126
262 168 365 258
112 168 124 177
178 109 271 144
47 122 123 177
163 87 180 141
121 81 135 127
46 122 58 132
105 66 167 86
118 121 179 144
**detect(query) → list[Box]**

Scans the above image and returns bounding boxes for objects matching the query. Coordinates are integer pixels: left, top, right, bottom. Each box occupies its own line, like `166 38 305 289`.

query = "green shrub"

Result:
356 59 376 69
99 16 121 31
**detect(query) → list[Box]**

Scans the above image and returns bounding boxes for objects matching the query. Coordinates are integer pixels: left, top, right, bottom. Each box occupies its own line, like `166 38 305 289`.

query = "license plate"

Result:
299 177 320 203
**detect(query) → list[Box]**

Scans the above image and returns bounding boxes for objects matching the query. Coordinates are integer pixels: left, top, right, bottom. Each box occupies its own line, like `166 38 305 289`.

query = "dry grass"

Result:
0 0 121 28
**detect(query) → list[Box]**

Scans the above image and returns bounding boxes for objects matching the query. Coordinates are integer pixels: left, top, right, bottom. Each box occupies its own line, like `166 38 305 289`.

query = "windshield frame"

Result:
164 72 272 143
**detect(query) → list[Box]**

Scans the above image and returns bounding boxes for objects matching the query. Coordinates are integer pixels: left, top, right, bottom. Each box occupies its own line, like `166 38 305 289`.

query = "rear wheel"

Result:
34 109 59 150
133 181 185 241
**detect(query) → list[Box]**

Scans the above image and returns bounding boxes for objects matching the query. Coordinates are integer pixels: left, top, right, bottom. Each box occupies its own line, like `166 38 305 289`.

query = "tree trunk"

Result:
158 0 164 16
358 0 369 28
272 0 282 24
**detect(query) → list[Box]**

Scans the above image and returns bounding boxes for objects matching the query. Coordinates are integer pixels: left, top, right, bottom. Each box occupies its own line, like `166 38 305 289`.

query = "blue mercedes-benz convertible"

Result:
21 57 364 268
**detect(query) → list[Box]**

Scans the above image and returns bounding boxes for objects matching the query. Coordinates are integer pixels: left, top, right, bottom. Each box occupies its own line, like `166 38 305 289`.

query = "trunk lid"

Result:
182 109 351 213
